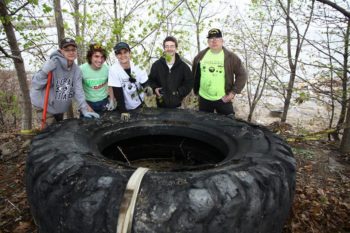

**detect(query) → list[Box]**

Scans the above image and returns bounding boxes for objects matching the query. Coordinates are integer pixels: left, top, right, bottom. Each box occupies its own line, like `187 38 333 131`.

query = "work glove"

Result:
42 59 56 74
144 86 153 97
83 111 100 119
120 112 130 122
106 98 116 111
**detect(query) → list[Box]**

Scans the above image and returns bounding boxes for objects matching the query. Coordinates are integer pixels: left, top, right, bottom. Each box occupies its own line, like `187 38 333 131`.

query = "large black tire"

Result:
26 108 296 233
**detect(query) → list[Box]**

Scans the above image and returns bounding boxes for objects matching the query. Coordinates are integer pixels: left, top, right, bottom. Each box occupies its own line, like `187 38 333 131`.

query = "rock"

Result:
269 109 283 117
21 139 31 149
328 157 345 173
0 141 13 157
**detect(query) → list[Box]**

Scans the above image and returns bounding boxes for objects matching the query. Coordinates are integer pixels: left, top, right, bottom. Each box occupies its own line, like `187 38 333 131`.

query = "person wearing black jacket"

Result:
149 36 193 108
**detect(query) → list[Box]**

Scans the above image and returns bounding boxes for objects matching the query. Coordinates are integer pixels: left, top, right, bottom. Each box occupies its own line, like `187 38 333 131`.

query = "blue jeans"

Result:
87 98 109 113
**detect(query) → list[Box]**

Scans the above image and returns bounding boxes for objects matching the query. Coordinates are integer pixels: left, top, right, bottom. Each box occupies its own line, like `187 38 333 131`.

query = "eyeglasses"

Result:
208 37 222 42
62 48 77 53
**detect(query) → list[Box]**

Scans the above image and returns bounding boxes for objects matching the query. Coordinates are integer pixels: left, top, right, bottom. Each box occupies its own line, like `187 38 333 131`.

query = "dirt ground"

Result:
0 127 349 233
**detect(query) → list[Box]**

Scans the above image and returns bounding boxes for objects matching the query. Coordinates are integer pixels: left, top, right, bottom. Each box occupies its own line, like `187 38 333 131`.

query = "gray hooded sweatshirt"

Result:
30 50 89 115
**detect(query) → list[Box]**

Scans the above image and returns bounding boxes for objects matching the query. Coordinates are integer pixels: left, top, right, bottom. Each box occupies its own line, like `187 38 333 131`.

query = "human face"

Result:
60 45 77 64
164 41 177 57
208 37 224 53
116 49 131 67
90 51 105 70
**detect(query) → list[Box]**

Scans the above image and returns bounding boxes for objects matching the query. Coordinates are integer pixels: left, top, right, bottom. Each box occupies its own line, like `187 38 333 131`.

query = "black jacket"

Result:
149 53 193 108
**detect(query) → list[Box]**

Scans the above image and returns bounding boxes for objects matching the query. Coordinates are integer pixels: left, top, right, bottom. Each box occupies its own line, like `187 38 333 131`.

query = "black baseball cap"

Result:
59 38 77 48
207 28 223 38
114 42 130 53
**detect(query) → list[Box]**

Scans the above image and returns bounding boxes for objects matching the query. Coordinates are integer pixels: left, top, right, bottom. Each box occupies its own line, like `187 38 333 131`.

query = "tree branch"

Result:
134 0 185 47
0 45 23 62
10 1 30 16
315 0 350 18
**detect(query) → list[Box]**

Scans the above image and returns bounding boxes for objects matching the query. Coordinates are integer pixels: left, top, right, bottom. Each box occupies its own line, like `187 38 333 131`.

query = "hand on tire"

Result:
121 112 130 122
106 98 116 111
83 112 100 119
144 86 153 96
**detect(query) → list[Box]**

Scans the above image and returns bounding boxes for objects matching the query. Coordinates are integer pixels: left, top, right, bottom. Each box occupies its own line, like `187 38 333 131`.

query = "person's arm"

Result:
108 86 115 101
140 80 149 88
73 68 90 114
193 62 201 95
113 87 127 113
31 59 57 90
177 63 193 97
148 63 161 90
232 56 248 94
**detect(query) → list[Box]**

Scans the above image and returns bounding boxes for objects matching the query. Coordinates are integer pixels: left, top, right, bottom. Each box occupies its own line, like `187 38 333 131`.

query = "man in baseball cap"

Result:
30 37 99 128
192 28 247 117
59 38 77 49
108 41 152 122
207 28 223 38
113 42 130 54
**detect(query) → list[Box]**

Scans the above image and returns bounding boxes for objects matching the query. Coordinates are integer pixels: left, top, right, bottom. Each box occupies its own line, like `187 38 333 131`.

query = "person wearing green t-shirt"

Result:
80 43 115 113
192 28 247 116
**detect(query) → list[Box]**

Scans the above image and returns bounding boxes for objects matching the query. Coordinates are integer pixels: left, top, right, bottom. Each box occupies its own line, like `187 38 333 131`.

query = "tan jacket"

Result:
192 47 247 95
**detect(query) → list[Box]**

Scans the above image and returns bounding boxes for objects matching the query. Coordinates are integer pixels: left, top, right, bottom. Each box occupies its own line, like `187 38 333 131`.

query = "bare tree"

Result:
278 0 315 122
0 0 32 130
184 0 215 53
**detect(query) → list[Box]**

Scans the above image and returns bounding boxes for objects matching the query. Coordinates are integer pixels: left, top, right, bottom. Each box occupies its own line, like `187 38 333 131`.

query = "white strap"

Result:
116 167 149 233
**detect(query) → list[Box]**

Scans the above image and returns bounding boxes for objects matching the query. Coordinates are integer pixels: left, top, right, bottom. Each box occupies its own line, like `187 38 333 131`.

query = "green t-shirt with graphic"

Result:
199 50 225 101
80 63 109 102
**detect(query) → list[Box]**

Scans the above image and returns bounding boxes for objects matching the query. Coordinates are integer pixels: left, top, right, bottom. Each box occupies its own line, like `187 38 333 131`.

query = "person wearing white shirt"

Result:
108 42 152 121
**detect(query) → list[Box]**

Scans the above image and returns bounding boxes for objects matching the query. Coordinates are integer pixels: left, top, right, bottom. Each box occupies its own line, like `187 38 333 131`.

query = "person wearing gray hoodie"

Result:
30 38 99 127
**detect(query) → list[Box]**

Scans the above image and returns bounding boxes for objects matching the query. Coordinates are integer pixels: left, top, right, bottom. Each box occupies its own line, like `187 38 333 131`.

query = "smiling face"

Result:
60 45 77 64
164 41 177 58
90 51 105 70
116 49 131 68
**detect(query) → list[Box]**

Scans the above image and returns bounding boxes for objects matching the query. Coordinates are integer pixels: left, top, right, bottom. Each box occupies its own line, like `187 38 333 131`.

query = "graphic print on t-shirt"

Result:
199 50 225 100
121 76 141 101
55 76 73 101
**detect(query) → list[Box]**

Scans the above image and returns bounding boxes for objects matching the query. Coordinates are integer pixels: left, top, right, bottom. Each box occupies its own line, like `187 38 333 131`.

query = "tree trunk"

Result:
54 0 65 42
114 0 121 42
0 0 32 130
281 68 296 122
339 20 349 153
340 100 350 154
279 0 314 123
336 19 350 136
280 0 293 123
74 0 84 65
248 101 257 122
54 0 75 118
196 22 200 53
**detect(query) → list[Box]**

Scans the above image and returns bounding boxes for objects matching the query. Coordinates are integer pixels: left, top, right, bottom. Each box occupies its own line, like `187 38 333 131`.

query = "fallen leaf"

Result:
12 221 31 233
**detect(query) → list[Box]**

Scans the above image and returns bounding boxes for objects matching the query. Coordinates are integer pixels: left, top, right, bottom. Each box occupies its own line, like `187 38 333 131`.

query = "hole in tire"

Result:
99 126 229 171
